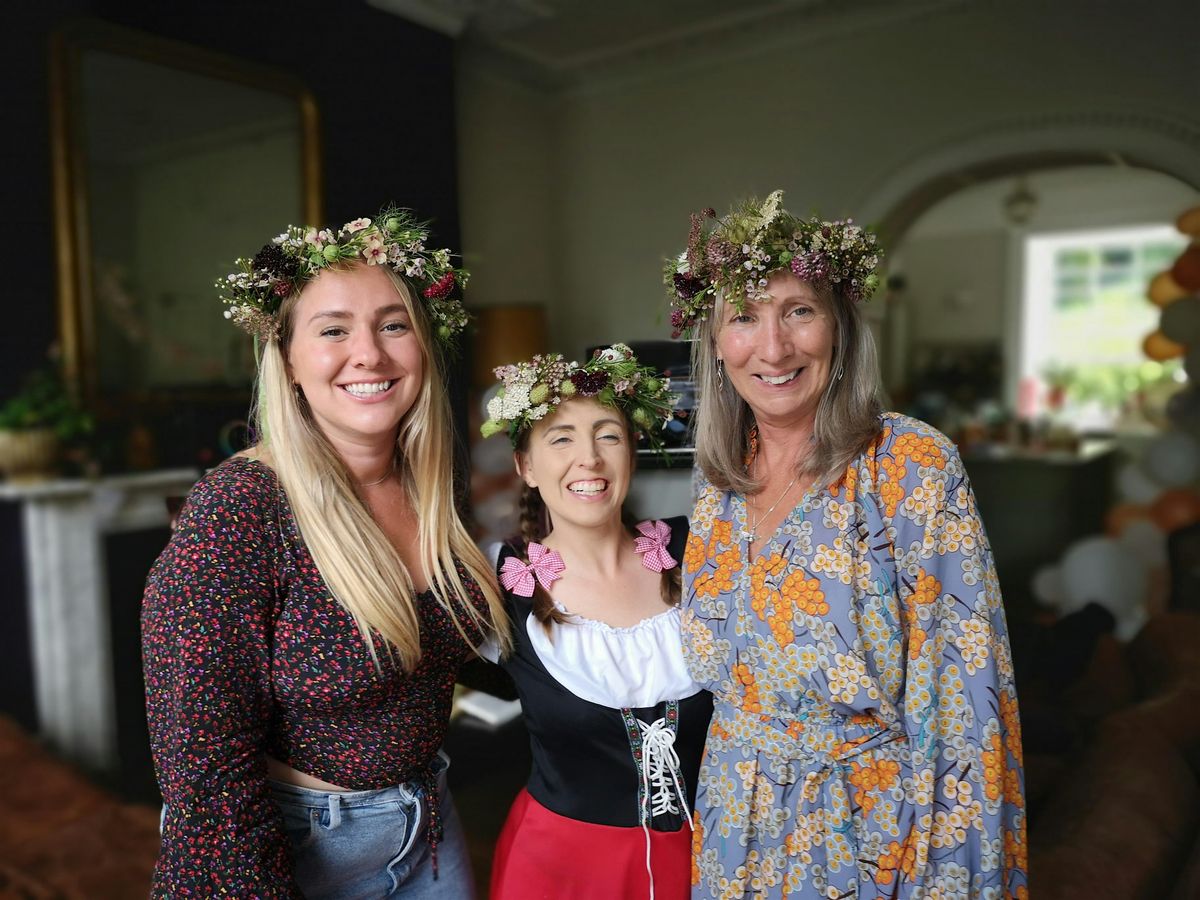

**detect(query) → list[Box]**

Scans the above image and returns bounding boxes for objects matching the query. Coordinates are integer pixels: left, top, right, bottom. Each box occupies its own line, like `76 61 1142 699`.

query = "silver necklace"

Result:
744 474 799 544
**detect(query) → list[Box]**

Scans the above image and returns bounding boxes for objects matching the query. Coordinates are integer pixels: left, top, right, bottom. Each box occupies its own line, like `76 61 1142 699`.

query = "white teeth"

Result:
568 480 607 494
343 380 393 396
760 371 798 385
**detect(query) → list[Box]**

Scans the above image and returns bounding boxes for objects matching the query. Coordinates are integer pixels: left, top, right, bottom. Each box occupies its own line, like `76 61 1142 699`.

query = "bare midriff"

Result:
267 755 353 792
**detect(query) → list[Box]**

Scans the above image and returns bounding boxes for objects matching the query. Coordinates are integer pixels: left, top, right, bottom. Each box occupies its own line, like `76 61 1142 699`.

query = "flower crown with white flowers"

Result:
664 189 884 338
218 207 469 348
480 343 675 450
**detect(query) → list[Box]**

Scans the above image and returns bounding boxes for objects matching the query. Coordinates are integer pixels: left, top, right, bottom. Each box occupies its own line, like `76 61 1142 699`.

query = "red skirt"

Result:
490 788 693 900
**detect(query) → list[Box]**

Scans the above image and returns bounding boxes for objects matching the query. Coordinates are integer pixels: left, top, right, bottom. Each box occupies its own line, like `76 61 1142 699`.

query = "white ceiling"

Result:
368 0 949 82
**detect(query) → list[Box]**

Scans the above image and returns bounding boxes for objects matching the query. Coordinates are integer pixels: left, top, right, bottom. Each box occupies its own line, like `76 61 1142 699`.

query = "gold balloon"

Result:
1172 244 1200 291
1177 205 1200 237
1143 329 1186 361
1148 270 1189 307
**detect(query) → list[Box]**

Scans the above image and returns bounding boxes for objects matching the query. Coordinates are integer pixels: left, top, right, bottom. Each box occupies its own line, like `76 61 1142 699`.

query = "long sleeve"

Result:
888 429 1028 893
141 464 303 898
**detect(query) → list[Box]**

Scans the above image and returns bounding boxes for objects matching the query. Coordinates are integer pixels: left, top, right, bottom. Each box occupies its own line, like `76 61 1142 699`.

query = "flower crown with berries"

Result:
480 343 675 451
664 189 883 338
218 207 469 348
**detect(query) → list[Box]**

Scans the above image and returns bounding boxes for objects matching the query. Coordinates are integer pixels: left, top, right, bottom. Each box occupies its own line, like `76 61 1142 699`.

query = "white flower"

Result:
223 309 232 319
527 403 550 421
486 395 504 420
344 217 371 233
598 347 624 362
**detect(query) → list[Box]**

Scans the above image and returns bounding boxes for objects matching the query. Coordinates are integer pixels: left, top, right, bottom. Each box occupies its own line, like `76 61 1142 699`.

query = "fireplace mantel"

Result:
0 468 199 773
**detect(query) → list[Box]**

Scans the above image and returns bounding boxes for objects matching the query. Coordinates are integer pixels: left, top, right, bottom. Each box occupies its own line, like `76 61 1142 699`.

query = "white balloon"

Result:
1116 518 1168 570
1030 564 1067 609
1141 430 1200 487
1060 535 1147 618
1116 462 1162 504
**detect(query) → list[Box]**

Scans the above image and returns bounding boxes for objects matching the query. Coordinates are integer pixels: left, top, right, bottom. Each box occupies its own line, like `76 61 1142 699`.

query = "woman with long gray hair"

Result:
667 191 1027 898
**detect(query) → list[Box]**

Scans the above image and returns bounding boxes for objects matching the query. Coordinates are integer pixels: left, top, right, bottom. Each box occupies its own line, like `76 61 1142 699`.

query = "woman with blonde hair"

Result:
666 192 1027 898
142 209 507 898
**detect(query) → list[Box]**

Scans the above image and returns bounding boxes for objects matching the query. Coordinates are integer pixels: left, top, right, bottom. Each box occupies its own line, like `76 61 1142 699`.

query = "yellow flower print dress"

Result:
682 414 1027 899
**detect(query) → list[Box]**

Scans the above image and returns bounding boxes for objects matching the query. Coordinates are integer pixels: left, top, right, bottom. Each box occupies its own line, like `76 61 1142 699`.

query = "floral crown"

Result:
664 189 883 338
480 343 675 450
218 207 469 348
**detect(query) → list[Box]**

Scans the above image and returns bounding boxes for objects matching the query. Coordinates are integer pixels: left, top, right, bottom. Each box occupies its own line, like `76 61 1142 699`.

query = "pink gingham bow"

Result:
500 542 566 597
633 520 677 573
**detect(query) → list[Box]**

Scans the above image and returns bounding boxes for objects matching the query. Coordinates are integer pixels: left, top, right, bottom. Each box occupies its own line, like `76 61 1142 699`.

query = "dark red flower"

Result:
569 371 608 396
423 272 456 299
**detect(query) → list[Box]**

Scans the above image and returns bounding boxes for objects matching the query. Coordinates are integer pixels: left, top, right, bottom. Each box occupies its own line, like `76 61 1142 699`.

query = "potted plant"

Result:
0 361 92 482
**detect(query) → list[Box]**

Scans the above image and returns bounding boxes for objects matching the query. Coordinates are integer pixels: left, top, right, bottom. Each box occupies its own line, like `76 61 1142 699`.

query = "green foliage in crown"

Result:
480 343 675 451
217 207 469 348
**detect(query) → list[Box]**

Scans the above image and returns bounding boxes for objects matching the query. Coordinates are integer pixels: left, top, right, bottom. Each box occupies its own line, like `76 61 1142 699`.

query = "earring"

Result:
716 359 725 389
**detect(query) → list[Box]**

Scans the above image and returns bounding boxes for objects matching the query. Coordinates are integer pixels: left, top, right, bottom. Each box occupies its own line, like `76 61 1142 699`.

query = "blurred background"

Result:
2 1 1199 896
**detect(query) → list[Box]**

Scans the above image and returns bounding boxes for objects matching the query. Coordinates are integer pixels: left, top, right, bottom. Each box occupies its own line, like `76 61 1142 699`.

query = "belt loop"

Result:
327 792 342 829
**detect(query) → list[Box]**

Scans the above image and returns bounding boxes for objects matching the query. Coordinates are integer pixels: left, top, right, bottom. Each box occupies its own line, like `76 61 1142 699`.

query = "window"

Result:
1020 225 1187 431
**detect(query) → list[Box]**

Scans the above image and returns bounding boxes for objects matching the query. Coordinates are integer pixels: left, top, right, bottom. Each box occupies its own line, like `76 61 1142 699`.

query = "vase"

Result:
0 428 60 483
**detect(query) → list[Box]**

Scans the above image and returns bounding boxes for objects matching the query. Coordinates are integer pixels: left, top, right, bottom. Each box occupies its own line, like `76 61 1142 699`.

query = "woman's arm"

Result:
142 465 303 898
887 426 1028 890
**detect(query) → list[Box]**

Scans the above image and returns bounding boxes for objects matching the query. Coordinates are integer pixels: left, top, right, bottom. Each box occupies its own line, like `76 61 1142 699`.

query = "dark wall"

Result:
1 1 463 729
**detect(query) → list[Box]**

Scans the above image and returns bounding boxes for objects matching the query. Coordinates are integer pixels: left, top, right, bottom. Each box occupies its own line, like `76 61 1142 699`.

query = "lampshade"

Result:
470 305 548 389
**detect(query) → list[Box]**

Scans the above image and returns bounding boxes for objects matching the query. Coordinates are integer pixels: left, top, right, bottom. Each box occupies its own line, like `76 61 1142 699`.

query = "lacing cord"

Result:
637 717 694 900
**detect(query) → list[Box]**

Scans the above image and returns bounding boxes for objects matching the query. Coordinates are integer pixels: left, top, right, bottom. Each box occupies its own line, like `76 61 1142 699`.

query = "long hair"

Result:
251 263 509 670
512 405 681 633
690 280 883 494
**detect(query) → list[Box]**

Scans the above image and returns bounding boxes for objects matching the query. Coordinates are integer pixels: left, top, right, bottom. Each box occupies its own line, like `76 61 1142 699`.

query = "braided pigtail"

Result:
515 484 570 631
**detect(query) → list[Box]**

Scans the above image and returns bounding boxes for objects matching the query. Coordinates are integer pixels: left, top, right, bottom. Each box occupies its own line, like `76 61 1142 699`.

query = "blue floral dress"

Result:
681 413 1027 899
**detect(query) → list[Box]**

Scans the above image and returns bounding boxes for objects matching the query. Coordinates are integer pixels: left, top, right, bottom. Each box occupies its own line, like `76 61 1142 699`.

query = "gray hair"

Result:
689 281 883 495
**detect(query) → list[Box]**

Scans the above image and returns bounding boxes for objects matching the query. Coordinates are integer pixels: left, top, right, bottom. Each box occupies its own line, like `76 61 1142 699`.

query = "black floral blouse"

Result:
142 456 486 897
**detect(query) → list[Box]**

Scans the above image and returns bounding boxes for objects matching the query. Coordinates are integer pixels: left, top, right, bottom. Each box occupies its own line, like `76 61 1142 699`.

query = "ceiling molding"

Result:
444 0 969 95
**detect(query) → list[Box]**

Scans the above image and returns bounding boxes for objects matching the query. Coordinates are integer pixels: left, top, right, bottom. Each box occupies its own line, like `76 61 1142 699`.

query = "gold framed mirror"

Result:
50 19 322 407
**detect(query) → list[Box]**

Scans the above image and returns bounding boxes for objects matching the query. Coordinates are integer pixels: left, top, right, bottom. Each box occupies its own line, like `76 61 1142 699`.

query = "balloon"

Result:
1060 535 1147 617
1173 245 1200 291
1142 430 1200 487
1030 564 1066 609
1160 295 1200 345
1186 346 1200 382
1117 518 1168 570
1143 329 1186 361
1177 205 1200 237
1117 461 1163 504
1105 502 1150 536
1149 270 1189 307
1149 488 1200 532
1167 386 1200 438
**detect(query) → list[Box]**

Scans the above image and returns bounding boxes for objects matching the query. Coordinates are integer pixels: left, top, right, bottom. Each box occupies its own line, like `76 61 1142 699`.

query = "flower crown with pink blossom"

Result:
480 343 675 450
217 207 469 348
664 189 884 338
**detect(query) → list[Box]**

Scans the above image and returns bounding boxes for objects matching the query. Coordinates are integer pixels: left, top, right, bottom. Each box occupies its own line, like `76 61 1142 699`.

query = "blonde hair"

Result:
690 281 883 495
251 263 509 670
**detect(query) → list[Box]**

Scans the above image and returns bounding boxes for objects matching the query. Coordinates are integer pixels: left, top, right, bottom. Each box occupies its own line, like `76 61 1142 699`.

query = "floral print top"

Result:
682 413 1027 899
141 457 486 898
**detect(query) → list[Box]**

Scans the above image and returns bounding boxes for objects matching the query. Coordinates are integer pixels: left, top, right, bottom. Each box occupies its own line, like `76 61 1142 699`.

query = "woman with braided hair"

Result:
478 344 713 900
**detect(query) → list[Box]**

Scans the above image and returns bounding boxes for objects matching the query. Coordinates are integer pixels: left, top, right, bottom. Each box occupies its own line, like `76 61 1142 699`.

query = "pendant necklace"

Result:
744 474 799 545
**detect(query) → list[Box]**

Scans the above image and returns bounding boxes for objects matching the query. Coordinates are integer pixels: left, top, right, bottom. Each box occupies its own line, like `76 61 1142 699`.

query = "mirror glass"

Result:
53 22 322 403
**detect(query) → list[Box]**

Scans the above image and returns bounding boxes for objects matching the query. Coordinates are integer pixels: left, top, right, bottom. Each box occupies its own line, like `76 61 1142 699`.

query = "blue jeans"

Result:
269 751 475 899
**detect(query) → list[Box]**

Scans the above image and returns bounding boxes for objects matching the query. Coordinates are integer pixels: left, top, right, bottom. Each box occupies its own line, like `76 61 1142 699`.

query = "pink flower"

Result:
344 217 371 233
362 239 387 265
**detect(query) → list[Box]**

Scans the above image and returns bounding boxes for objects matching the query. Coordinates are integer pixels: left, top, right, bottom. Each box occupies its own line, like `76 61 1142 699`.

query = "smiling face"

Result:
285 264 425 450
517 397 633 534
714 270 836 430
